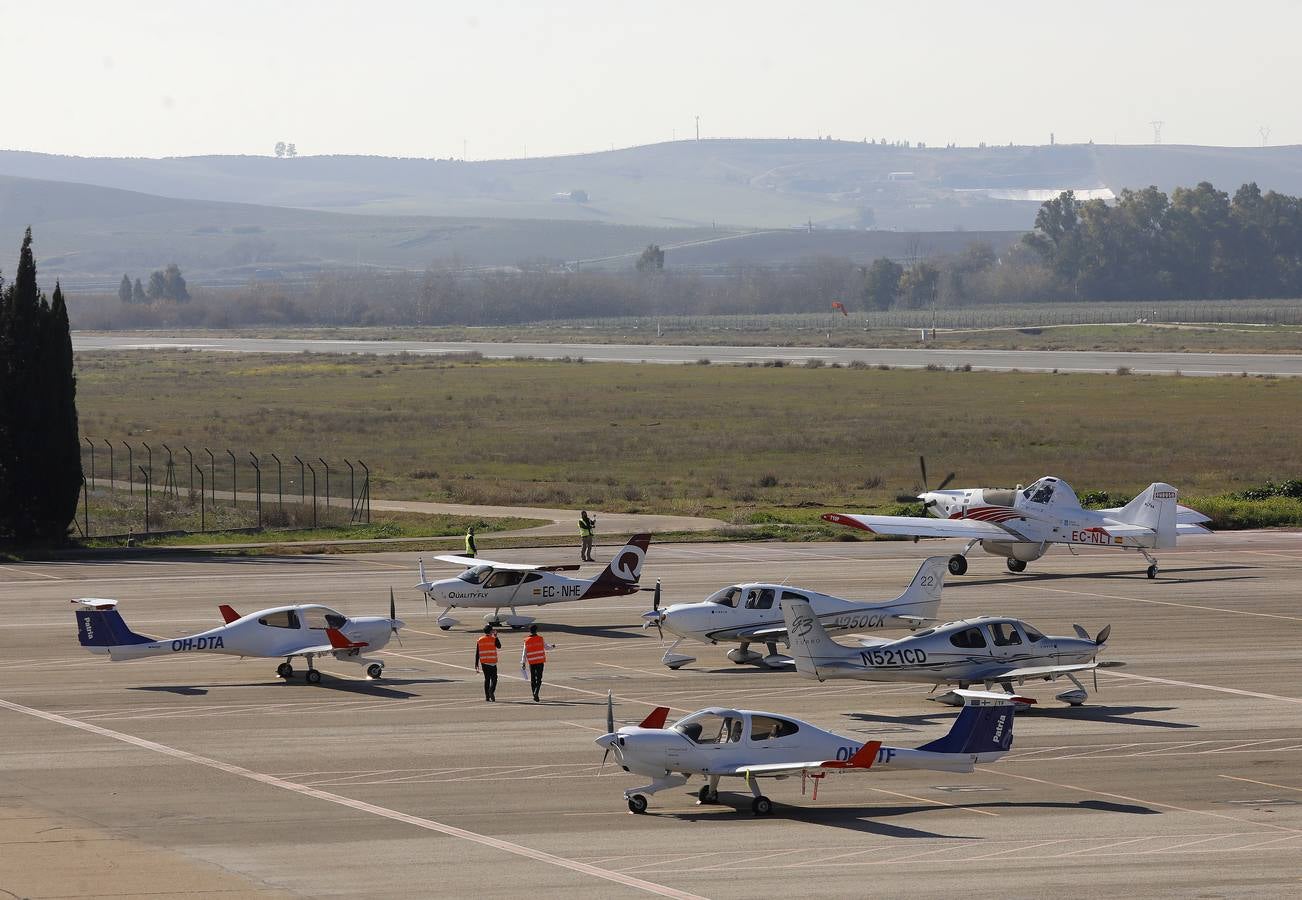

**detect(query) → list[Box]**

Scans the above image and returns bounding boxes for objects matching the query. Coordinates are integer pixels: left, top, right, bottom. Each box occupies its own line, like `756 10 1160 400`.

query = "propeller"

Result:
599 690 616 774
1089 625 1111 692
389 588 403 647
639 581 664 640
896 455 956 504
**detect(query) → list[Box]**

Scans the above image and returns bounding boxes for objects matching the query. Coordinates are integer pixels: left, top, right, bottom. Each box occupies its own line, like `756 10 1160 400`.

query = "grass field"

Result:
73 352 1302 530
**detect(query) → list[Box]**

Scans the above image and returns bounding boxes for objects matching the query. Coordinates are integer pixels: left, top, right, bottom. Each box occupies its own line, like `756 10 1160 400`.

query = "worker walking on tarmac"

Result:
579 510 596 562
520 624 556 702
474 624 500 702
464 525 478 558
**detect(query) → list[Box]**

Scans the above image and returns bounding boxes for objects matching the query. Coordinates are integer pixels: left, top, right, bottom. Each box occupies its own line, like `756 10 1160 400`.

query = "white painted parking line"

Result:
0 696 705 900
1103 670 1302 704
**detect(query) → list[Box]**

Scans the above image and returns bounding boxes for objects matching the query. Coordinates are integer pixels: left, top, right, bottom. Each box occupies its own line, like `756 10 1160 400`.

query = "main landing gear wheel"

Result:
276 663 293 679
305 670 322 684
1147 564 1158 579
947 555 968 576
366 663 384 679
751 796 773 816
439 624 452 631
628 794 648 814
1006 559 1027 573
697 785 719 804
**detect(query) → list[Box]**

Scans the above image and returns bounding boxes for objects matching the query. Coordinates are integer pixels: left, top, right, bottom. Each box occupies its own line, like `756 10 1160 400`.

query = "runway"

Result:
71 333 1302 376
3 532 1302 898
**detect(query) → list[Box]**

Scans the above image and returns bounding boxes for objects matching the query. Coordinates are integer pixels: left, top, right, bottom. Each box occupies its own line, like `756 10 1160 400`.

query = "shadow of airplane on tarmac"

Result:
649 796 1157 835
129 676 453 699
955 563 1258 588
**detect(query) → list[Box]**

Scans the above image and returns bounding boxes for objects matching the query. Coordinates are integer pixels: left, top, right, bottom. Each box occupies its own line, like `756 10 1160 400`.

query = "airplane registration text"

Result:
171 637 225 652
859 648 927 667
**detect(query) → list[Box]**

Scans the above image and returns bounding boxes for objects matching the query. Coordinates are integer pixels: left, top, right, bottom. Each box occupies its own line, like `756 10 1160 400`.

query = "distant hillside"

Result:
3 140 1300 232
0 174 1014 287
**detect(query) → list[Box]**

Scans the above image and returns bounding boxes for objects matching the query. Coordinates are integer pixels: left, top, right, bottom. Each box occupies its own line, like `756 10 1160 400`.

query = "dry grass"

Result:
75 351 1302 518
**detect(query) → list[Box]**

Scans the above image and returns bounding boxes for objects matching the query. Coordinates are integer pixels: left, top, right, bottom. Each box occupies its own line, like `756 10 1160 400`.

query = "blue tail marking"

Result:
76 609 153 647
919 705 1015 755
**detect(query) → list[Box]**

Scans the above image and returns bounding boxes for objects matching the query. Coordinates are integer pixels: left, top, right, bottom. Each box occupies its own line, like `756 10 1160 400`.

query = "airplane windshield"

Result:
301 606 348 630
1020 622 1046 642
706 587 741 608
458 565 493 584
1024 479 1056 504
673 712 741 744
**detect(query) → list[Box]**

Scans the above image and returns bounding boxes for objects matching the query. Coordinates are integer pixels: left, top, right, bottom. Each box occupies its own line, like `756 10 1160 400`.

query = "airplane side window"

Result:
728 719 744 743
949 627 987 649
257 610 298 629
781 591 808 604
523 572 543 583
751 716 799 741
745 589 775 610
991 622 1022 646
485 571 525 589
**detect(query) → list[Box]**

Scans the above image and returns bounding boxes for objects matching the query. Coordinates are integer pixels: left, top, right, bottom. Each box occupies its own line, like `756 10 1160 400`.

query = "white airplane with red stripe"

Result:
825 474 1210 579
72 595 404 683
594 691 1017 816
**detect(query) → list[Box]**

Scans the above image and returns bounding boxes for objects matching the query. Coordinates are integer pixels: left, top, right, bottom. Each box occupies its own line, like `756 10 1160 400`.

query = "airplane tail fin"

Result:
918 694 1016 758
1116 483 1178 548
882 556 946 620
588 534 651 596
72 599 153 654
781 594 848 681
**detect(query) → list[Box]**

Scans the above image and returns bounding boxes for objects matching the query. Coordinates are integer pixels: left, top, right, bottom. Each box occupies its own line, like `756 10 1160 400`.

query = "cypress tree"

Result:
0 229 83 542
118 274 132 304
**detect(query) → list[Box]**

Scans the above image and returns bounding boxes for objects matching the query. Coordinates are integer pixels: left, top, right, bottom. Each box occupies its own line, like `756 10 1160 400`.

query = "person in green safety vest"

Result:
578 510 596 562
464 525 478 558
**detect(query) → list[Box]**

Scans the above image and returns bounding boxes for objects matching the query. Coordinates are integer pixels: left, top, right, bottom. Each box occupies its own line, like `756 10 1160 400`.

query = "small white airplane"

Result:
73 594 404 683
825 472 1211 578
594 691 1017 815
417 534 652 630
642 556 946 670
781 593 1118 706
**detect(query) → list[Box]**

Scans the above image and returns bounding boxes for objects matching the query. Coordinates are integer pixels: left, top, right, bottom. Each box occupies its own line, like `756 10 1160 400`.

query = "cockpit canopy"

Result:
672 709 801 744
1021 476 1078 509
457 564 494 585
257 604 347 630
706 586 741 607
941 618 1046 649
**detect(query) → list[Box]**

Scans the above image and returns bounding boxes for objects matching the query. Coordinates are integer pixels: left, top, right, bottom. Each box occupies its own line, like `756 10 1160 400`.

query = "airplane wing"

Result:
823 513 1021 541
972 661 1099 681
739 614 933 644
723 741 883 779
432 554 580 572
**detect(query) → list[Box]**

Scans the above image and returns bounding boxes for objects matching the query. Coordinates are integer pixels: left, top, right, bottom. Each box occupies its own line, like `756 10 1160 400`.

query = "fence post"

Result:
123 441 133 494
359 459 370 524
318 458 330 513
226 449 236 507
306 461 318 527
294 455 306 506
250 452 262 529
82 475 90 538
271 453 283 509
184 446 194 497
104 439 113 491
139 465 151 532
345 460 355 520
143 442 153 491
84 437 95 489
195 465 205 533
205 448 215 505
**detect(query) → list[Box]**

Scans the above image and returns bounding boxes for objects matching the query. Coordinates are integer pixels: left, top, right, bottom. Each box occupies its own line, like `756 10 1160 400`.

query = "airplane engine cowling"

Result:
980 540 1045 562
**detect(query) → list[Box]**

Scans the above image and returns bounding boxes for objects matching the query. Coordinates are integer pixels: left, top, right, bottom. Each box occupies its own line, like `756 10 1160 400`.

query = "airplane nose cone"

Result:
594 733 618 750
393 619 406 630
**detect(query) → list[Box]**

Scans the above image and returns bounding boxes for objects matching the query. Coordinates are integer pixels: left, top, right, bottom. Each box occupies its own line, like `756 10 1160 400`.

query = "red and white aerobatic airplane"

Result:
73 596 404 683
825 475 1210 579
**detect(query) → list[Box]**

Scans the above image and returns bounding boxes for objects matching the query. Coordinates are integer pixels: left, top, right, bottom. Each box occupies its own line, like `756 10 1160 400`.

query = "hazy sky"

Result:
9 0 1297 159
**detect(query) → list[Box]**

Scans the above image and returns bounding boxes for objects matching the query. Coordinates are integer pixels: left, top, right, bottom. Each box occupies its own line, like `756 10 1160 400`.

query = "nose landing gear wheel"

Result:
1006 559 1027 573
751 796 773 816
276 663 293 679
628 794 648 814
947 555 968 576
1147 564 1158 579
305 670 322 684
366 663 384 679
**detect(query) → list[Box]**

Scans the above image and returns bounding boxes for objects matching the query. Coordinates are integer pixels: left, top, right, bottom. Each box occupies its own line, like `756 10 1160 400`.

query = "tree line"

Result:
0 229 82 542
117 263 190 303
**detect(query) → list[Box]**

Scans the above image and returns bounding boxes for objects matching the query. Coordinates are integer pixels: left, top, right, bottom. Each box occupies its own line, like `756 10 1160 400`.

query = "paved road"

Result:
72 333 1302 376
4 532 1301 897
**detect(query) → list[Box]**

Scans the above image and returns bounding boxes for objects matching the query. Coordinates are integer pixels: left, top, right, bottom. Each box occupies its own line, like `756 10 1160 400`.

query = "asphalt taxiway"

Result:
3 532 1301 898
71 333 1302 376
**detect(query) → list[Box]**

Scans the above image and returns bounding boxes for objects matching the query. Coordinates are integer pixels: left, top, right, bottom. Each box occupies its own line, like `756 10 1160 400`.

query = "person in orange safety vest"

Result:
474 624 501 702
520 624 555 702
